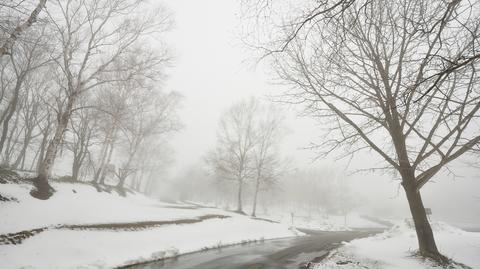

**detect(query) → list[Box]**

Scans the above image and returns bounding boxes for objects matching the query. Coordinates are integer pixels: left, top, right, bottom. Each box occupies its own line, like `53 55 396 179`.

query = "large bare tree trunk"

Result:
31 97 75 199
391 118 445 261
402 179 445 261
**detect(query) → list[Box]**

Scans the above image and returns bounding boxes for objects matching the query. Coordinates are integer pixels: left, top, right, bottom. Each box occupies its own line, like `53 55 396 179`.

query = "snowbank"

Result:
1 215 301 268
0 181 229 234
313 220 480 269
0 181 301 268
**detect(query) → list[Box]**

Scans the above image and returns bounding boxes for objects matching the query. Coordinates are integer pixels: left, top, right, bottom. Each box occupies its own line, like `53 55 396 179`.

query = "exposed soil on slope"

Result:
0 214 230 245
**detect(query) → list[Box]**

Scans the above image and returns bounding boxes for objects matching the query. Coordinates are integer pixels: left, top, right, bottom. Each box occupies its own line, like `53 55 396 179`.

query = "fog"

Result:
2 0 480 267
160 0 479 227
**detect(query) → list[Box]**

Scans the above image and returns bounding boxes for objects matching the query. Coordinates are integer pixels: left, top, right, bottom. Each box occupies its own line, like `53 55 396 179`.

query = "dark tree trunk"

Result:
236 178 244 213
93 140 108 183
251 177 260 217
117 175 127 189
99 138 115 185
12 132 32 169
32 96 75 200
72 158 81 181
3 112 20 165
402 180 446 262
20 147 26 169
95 126 115 184
0 73 26 155
388 114 446 263
35 122 50 173
72 144 87 181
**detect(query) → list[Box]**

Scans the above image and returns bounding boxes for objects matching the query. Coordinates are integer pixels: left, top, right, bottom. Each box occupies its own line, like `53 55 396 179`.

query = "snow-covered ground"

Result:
313 220 480 269
0 181 302 268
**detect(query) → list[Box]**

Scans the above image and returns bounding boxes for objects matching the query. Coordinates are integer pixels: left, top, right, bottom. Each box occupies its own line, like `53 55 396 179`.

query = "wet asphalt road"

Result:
125 229 381 269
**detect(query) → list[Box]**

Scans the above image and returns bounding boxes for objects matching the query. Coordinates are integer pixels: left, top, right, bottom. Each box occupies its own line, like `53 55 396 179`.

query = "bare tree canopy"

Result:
29 0 173 199
245 0 480 262
207 97 286 215
0 0 47 57
207 98 258 213
240 0 357 57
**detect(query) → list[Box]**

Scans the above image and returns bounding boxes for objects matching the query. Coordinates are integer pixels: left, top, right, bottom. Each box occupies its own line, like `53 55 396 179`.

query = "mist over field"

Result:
1 0 479 268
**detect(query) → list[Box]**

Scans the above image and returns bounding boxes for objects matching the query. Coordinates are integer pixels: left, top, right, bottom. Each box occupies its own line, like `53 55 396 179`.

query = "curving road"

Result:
125 229 381 269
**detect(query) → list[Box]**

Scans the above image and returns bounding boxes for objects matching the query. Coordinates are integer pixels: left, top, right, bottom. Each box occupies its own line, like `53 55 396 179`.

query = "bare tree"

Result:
240 0 357 57
0 0 47 57
92 85 127 185
67 103 97 181
251 105 285 217
31 0 172 199
207 98 258 214
10 75 47 170
0 24 50 156
115 89 181 192
261 0 480 262
136 139 174 195
32 90 55 173
87 49 176 189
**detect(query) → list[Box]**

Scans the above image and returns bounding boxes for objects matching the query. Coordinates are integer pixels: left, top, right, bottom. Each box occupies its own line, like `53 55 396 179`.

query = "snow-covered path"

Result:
126 230 379 269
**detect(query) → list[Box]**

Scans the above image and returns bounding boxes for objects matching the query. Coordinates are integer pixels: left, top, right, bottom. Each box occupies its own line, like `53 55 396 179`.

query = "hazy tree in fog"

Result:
207 98 258 213
0 0 47 57
92 86 125 185
131 138 174 195
9 74 49 170
115 90 181 192
32 91 55 173
251 106 285 217
32 0 171 199
281 168 355 218
247 0 480 261
66 102 98 181
91 51 166 186
173 165 212 202
0 24 51 158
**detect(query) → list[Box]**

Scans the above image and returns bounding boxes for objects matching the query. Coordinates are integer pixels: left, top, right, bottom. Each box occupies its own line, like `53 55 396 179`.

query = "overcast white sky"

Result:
163 0 314 170
161 0 480 225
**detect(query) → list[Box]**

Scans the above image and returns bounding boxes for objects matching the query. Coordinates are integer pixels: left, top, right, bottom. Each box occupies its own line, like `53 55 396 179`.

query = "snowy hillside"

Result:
0 180 302 268
313 220 480 269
